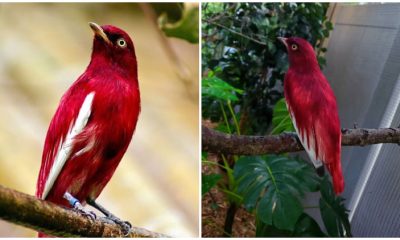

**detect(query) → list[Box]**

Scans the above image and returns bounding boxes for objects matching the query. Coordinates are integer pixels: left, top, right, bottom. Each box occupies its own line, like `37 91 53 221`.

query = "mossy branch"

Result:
0 185 169 237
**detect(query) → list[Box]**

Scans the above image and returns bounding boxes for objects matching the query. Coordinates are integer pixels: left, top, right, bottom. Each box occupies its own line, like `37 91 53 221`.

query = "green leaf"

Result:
221 156 236 191
292 213 327 237
234 155 309 231
215 122 230 133
271 98 295 134
256 213 326 237
319 176 352 237
202 173 222 196
256 217 292 237
220 189 243 204
159 4 199 43
150 3 184 23
202 75 243 102
292 157 321 192
202 3 333 133
317 56 327 68
267 41 277 54
322 29 330 37
325 21 334 31
201 151 208 161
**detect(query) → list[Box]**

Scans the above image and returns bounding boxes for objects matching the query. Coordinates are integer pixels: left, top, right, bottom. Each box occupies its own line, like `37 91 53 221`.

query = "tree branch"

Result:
203 19 267 46
0 185 170 237
202 125 400 155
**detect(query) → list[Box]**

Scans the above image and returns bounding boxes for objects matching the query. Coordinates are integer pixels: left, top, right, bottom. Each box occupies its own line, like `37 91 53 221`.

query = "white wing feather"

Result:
289 108 323 168
42 92 95 199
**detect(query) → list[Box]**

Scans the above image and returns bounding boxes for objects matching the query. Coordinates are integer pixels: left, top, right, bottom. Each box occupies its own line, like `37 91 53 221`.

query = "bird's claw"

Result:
124 220 132 229
107 216 131 235
119 221 132 236
73 203 97 221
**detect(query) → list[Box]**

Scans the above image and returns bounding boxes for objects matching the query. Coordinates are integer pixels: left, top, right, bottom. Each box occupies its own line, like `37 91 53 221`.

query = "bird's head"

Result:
278 37 319 70
89 22 137 77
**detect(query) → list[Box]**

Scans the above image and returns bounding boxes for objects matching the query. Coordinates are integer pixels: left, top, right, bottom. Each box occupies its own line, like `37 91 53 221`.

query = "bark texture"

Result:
0 185 169 238
202 125 400 155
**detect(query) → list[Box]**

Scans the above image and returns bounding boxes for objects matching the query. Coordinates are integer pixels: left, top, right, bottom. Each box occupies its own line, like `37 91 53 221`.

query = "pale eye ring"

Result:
117 38 127 48
291 44 298 51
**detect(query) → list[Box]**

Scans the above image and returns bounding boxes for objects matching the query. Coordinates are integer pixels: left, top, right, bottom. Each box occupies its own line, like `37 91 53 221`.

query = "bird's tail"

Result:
327 159 344 195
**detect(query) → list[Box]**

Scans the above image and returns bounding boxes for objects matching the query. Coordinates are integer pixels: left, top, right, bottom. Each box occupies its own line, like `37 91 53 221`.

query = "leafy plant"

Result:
233 154 351 237
234 155 319 231
319 176 352 237
201 3 351 237
256 213 327 237
202 68 243 135
158 3 199 43
153 3 199 43
202 71 243 102
202 3 332 134
202 173 222 196
271 98 295 134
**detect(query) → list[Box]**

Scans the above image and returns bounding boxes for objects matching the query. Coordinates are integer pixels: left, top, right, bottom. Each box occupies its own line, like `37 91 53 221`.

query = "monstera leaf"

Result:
234 155 317 231
292 156 321 193
256 213 327 237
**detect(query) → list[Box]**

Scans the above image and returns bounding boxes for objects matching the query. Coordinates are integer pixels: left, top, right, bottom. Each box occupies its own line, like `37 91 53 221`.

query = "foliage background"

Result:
0 3 198 237
202 3 332 134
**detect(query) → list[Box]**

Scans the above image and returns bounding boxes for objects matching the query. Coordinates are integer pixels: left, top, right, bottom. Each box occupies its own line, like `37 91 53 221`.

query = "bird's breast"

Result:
89 80 140 156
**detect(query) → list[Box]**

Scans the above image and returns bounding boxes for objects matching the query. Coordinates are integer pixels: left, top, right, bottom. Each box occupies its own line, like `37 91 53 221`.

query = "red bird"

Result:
36 22 140 235
278 37 344 194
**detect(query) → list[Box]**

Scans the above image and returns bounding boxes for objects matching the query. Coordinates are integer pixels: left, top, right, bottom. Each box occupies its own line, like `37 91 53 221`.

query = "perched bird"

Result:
278 37 344 194
36 22 140 236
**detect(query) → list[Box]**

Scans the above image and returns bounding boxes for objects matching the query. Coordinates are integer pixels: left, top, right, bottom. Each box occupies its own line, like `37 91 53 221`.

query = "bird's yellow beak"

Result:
277 37 288 49
89 22 111 45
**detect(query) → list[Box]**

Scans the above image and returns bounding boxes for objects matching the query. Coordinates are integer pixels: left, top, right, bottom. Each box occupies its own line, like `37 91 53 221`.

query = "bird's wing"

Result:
288 107 323 168
36 79 95 199
286 73 340 168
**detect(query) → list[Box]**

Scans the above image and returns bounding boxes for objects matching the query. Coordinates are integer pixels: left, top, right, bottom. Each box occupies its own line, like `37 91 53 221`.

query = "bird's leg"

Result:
63 192 96 220
87 198 131 235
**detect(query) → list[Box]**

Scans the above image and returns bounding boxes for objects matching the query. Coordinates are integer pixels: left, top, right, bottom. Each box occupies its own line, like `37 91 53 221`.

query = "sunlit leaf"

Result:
271 98 295 134
159 4 199 43
150 3 184 23
202 75 243 101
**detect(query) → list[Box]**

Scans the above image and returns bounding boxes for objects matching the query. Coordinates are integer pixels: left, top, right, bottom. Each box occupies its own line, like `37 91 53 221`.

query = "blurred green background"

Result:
0 2 199 237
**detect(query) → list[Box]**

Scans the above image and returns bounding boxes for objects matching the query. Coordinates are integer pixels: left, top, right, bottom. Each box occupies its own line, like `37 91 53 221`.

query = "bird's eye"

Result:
291 44 298 51
117 38 127 48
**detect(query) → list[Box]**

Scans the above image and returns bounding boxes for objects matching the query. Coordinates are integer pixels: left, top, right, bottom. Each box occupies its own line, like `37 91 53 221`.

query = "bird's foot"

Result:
86 198 131 235
64 192 96 220
72 201 97 221
106 215 131 236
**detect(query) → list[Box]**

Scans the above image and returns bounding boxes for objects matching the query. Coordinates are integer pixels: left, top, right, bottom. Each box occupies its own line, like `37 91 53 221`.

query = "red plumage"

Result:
36 23 140 234
279 37 344 194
